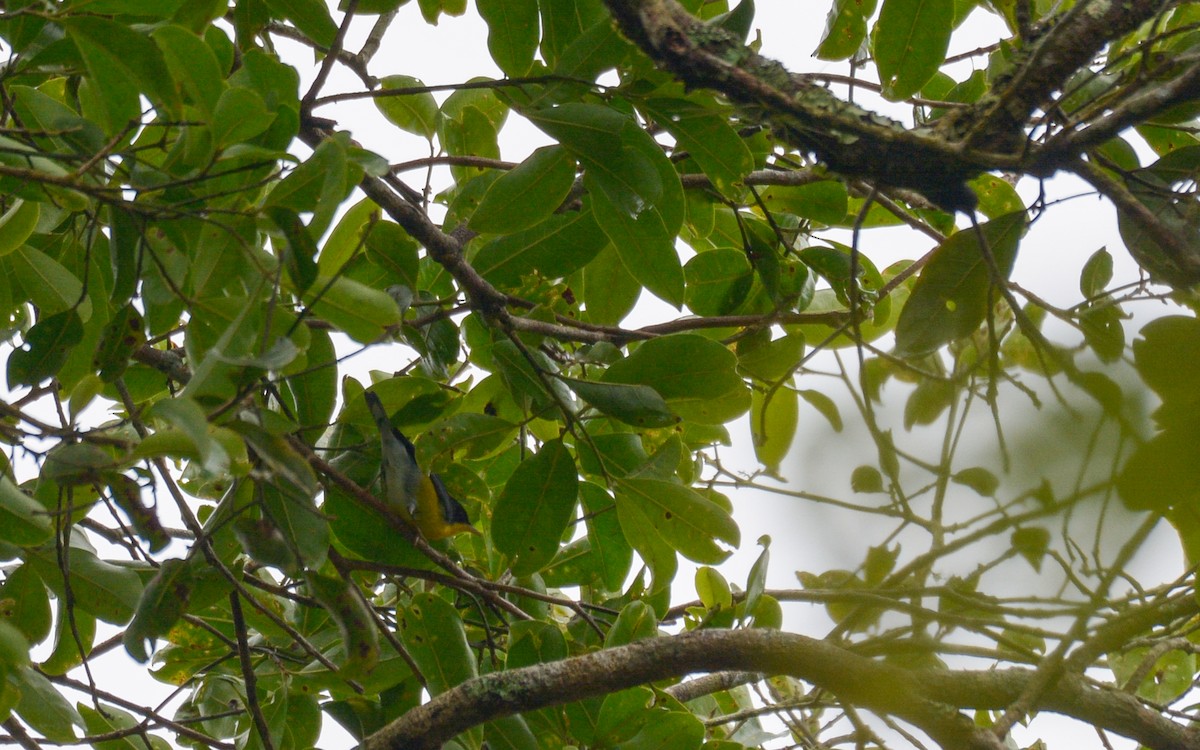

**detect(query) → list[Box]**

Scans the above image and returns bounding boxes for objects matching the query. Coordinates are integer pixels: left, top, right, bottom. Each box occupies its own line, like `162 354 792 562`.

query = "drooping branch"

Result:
363 627 1197 750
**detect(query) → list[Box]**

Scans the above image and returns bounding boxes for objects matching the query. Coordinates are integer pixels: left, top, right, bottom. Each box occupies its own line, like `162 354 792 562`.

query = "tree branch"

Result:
363 628 1200 750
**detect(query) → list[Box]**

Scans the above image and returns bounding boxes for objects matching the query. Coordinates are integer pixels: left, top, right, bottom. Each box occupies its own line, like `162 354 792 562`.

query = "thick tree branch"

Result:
955 0 1175 152
363 628 1196 750
601 0 986 211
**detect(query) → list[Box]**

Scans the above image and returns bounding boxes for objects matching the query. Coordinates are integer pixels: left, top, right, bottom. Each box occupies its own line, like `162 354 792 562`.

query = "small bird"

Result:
364 391 480 540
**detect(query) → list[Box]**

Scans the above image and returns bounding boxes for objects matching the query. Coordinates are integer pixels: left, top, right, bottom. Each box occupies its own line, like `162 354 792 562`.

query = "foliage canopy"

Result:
1 0 1200 749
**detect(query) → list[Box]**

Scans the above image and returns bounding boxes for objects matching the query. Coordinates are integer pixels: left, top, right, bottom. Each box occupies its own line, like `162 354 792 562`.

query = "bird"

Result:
364 391 480 540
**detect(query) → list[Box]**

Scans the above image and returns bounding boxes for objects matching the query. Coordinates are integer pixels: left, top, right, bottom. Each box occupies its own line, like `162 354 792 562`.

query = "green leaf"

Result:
305 276 402 344
594 687 653 745
1080 247 1114 298
893 212 1025 357
122 558 192 663
266 206 320 293
470 146 577 234
761 181 849 225
0 565 50 644
696 566 733 610
581 482 633 591
1133 316 1200 409
287 327 338 442
0 476 52 547
7 309 83 388
903 378 955 428
93 303 145 383
80 702 171 750
606 601 658 647
592 184 684 308
152 24 224 116
212 86 275 147
230 420 317 499
562 377 678 428
491 338 572 413
603 334 751 425
620 711 704 750
475 209 608 287
39 600 96 676
1117 424 1200 513
320 197 380 274
0 200 38 257
14 666 82 742
751 387 798 473
0 620 30 671
684 249 754 316
952 466 999 497
614 477 740 564
492 440 579 575
736 330 805 382
64 17 181 131
1011 526 1050 572
817 0 879 60
874 0 954 100
798 388 843 432
641 98 753 195
263 0 338 46
969 173 1024 219
851 465 885 493
485 715 539 750
260 482 329 569
400 592 477 695
26 545 143 625
10 246 85 315
578 243 642 325
539 0 607 65
376 75 440 140
267 136 350 234
477 0 539 76
365 220 421 292
743 536 770 618
305 571 379 678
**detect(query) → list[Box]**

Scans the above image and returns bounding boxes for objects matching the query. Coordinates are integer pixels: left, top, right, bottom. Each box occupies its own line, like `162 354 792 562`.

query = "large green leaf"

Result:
614 477 740 564
603 334 751 424
14 666 82 742
492 440 579 575
817 0 879 60
26 545 144 625
893 212 1025 357
539 0 608 65
63 17 181 131
562 377 678 428
751 386 798 474
474 209 608 287
10 246 85 315
263 0 338 46
304 276 402 344
0 199 39 257
399 592 477 695
469 146 577 234
0 477 51 547
376 75 440 140
152 24 224 116
684 248 755 316
873 0 954 101
477 0 538 76
641 98 753 196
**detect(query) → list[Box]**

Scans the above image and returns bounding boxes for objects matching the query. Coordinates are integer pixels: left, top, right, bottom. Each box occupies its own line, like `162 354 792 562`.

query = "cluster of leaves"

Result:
0 0 1199 749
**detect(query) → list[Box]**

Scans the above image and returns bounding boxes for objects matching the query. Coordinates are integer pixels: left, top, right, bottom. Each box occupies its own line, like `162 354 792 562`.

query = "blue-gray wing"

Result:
365 391 421 516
